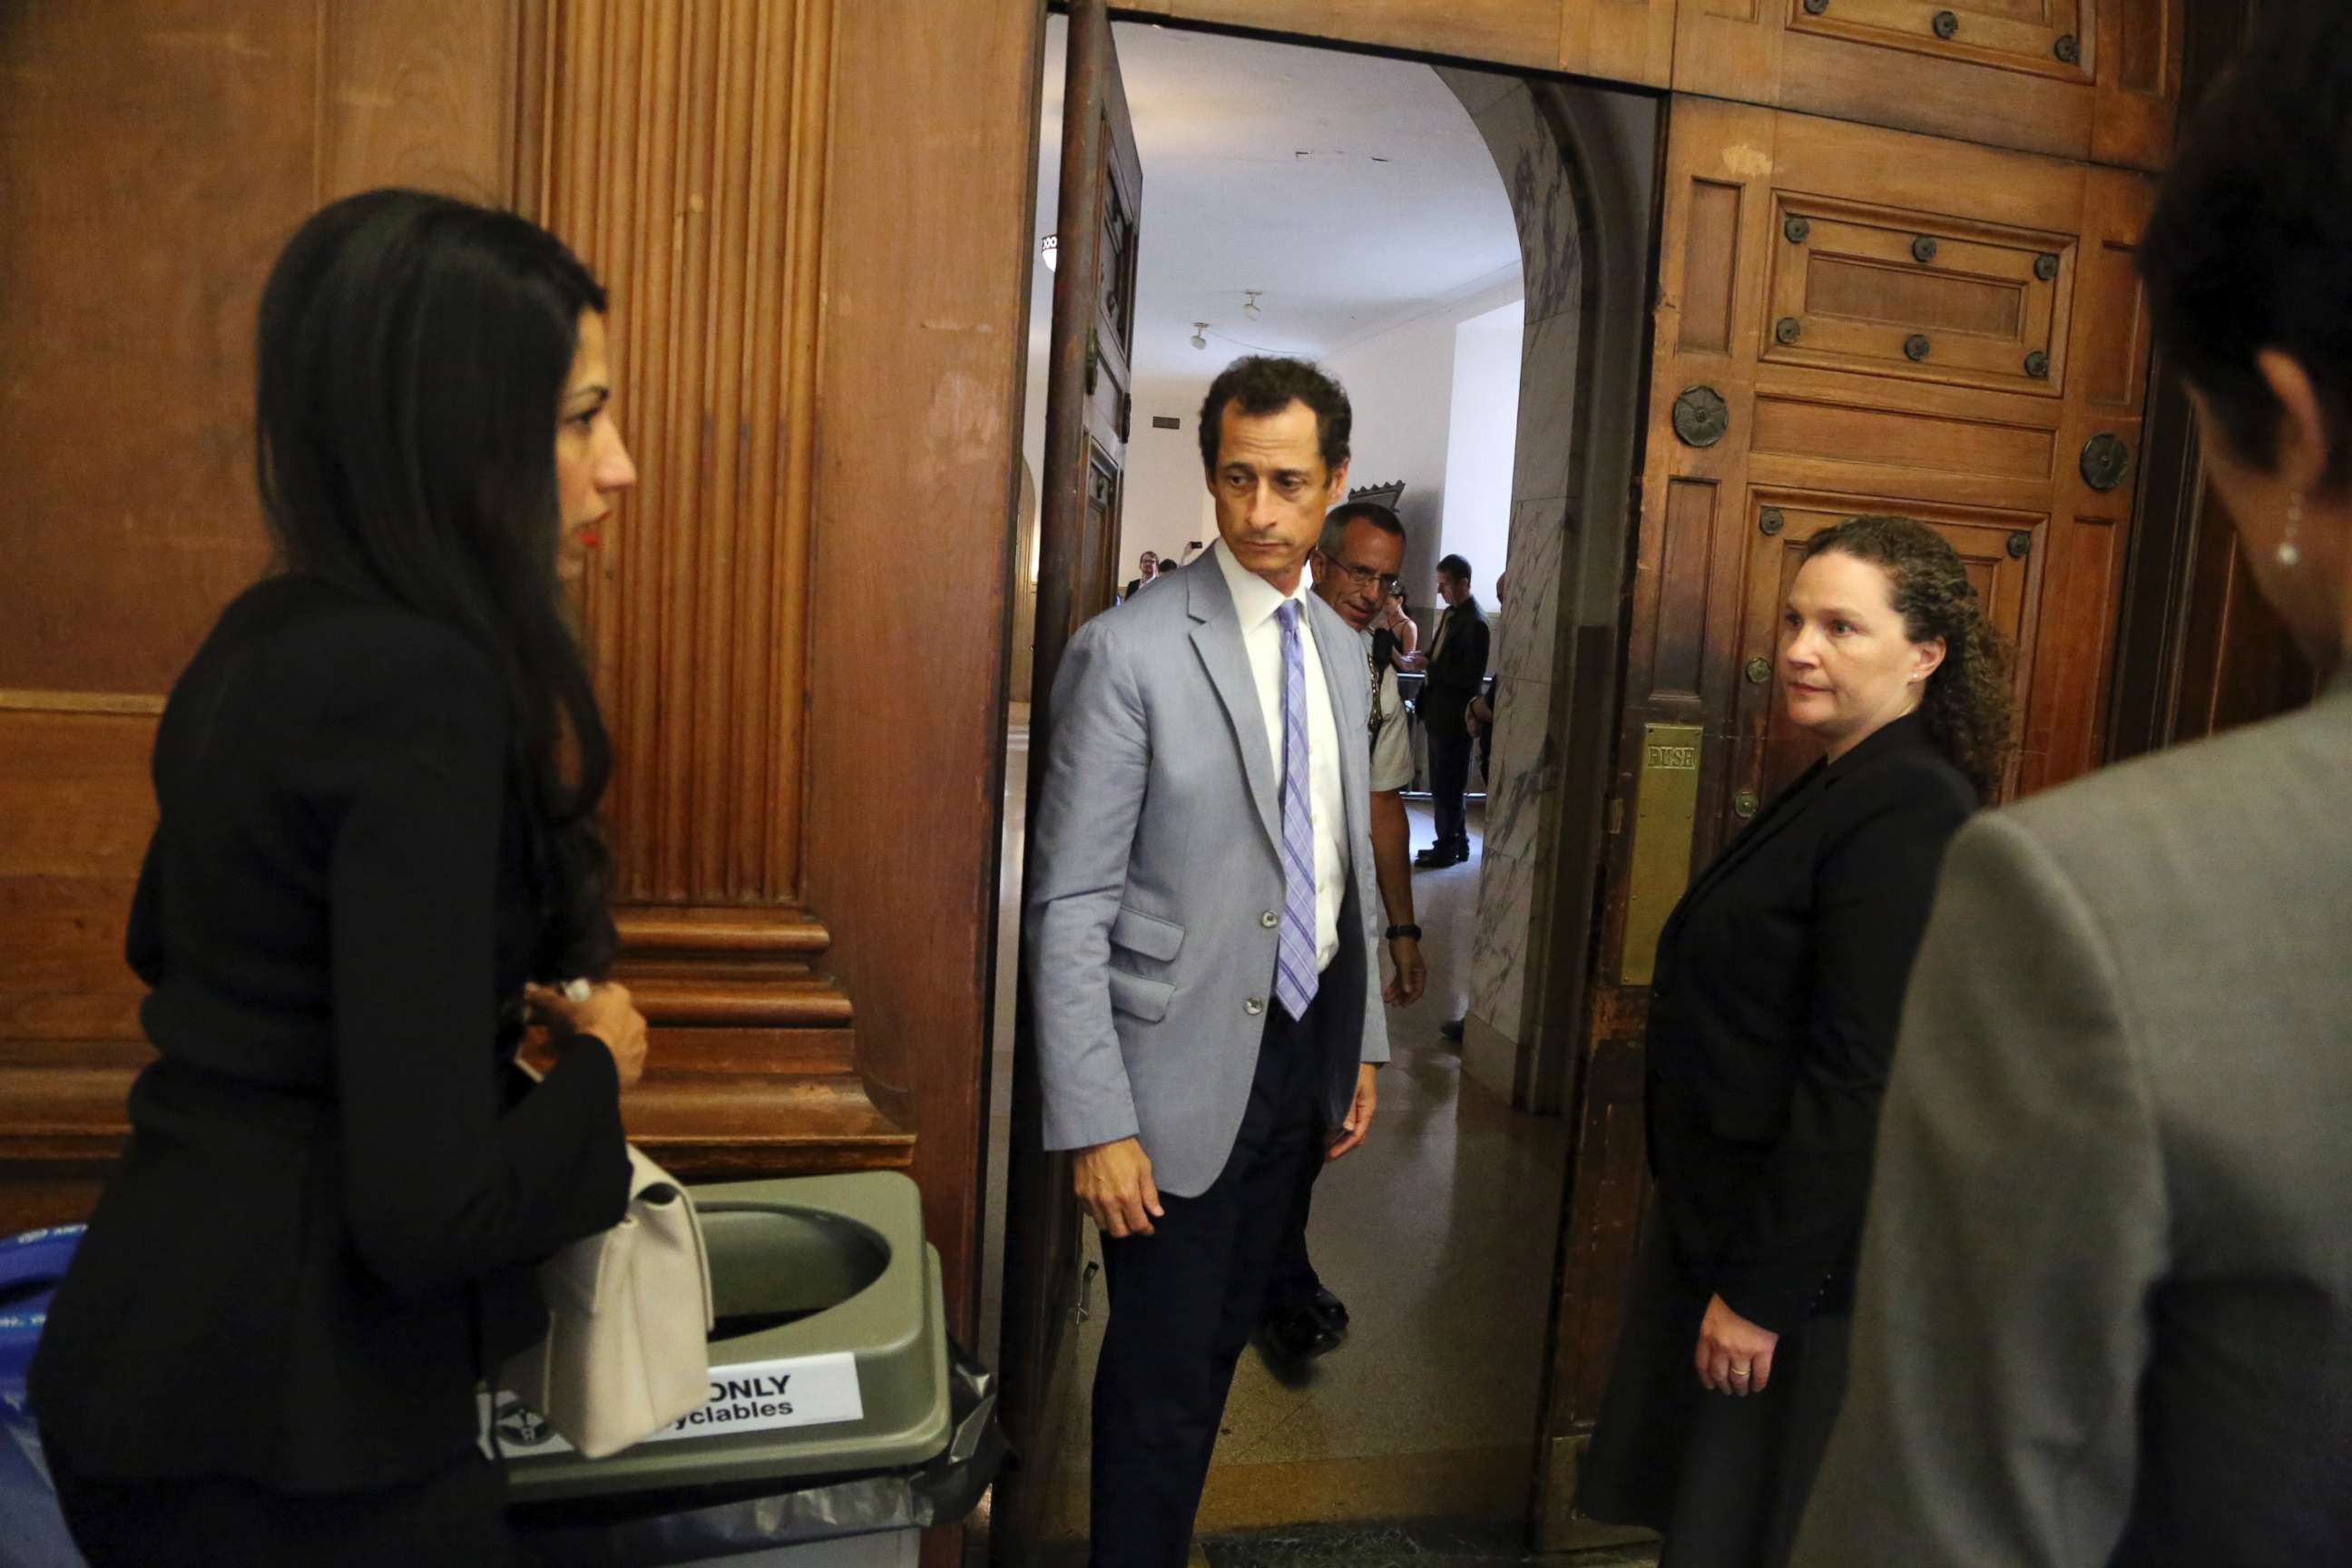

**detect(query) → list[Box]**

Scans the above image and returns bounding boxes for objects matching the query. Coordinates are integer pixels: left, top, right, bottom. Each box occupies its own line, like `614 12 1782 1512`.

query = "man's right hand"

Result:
1073 1136 1163 1238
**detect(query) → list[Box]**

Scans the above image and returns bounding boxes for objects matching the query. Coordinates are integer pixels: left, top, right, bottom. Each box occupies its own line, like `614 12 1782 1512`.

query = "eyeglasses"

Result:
1318 550 1402 600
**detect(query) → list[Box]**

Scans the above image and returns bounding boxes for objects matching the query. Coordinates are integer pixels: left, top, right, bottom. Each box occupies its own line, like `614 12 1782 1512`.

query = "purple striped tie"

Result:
1274 602 1319 1021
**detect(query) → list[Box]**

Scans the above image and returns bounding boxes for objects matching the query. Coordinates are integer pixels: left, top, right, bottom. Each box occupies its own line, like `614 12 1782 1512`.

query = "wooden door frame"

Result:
2104 0 2318 758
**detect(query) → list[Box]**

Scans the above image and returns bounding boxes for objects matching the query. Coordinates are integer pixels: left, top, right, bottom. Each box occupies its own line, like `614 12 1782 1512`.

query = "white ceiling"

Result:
1028 17 1522 386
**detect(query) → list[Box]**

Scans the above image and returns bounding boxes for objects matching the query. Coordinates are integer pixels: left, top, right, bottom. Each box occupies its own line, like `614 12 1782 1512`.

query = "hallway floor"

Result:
982 720 1580 1551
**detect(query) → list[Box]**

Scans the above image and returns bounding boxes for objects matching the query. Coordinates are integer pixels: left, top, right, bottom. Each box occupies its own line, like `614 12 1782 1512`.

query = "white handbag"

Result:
502 1143 715 1458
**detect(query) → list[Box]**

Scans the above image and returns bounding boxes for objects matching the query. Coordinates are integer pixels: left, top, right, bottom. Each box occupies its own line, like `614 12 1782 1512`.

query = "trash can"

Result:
1 1225 87 1568
500 1171 1001 1566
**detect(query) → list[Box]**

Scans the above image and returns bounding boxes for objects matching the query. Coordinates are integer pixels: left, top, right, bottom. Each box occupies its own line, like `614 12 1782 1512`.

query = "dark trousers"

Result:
1577 1210 1852 1568
44 1439 515 1568
1090 1000 1330 1567
1267 1141 1326 1314
1426 715 1473 849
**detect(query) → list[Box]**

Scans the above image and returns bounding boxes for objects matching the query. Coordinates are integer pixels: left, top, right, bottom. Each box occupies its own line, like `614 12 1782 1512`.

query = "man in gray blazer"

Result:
1791 675 2352 1564
1027 356 1388 1563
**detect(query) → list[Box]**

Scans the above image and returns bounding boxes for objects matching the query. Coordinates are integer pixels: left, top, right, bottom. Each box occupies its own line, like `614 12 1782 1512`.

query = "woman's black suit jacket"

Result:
31 574 630 1493
1643 712 1975 1335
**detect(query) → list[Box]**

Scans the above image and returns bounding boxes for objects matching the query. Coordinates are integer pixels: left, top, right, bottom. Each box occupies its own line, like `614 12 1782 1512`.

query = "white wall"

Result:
1324 279 1523 626
1118 377 1219 575
1440 298 1523 597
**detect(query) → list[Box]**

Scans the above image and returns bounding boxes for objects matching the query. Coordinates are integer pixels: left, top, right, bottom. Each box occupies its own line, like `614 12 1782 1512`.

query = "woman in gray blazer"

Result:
1794 9 2352 1562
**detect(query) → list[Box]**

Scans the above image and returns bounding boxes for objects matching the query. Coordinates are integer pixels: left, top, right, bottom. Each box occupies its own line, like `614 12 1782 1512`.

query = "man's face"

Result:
1312 519 1406 632
1437 571 1469 608
1206 399 1349 593
1139 552 1158 579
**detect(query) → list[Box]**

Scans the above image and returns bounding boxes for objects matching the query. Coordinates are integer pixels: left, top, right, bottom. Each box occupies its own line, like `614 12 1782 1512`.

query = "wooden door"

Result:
995 1 1141 1555
1676 0 2182 170
1534 94 2157 1544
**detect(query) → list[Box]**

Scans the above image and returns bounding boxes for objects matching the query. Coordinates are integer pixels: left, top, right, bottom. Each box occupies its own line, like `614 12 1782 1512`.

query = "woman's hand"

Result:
525 980 649 1091
1695 1293 1779 1396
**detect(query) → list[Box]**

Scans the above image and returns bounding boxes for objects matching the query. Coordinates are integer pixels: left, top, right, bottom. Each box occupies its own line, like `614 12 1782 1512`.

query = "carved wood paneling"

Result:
1134 0 1676 86
1675 0 2182 170
529 0 830 913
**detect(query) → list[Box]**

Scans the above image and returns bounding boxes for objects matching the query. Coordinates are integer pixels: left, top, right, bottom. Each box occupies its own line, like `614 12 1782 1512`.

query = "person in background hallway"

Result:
1258 499 1429 1366
1390 584 1427 672
1576 516 2010 1568
29 191 649 1568
1377 580 1420 662
1027 356 1388 1565
1795 14 2352 1562
1414 554 1489 867
1122 548 1160 602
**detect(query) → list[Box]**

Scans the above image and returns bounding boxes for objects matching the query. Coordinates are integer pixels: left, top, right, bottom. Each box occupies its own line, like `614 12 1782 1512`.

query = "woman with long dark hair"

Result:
1577 514 2013 1566
29 190 648 1565
1796 8 2352 1559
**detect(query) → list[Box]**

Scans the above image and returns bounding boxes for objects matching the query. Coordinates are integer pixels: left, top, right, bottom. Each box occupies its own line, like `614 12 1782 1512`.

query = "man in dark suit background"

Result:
1415 554 1489 868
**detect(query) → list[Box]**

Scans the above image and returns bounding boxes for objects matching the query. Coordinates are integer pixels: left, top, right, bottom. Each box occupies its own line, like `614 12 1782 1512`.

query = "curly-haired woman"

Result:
1576 515 2013 1567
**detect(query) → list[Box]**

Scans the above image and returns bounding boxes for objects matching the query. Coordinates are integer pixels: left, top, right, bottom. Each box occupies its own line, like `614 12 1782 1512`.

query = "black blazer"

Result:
1643 713 1975 1334
31 574 629 1493
1420 597 1490 721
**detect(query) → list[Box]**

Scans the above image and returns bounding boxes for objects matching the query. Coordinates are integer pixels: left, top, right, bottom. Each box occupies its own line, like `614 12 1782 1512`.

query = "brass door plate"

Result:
1621 723 1704 986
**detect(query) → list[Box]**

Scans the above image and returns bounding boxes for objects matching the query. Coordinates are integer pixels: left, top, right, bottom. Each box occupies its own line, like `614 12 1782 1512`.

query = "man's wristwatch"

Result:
1386 924 1422 941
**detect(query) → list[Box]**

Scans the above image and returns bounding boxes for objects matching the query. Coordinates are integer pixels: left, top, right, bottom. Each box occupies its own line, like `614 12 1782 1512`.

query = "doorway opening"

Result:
984 15 1662 1560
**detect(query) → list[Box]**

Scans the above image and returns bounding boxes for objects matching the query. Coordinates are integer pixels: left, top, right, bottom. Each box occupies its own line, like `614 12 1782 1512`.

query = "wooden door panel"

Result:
1792 0 2087 83
1677 0 2181 171
997 1 1139 1556
1767 196 2070 397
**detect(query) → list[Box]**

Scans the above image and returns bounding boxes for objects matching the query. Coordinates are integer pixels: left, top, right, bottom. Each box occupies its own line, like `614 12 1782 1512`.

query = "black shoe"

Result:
1308 1285 1350 1338
1413 844 1450 868
1440 1016 1465 1043
1260 1298 1343 1366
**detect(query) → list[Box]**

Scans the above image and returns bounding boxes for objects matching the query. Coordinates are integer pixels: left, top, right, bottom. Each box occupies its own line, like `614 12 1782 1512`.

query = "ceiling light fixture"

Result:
1040 234 1057 273
1243 290 1263 321
1190 322 1209 350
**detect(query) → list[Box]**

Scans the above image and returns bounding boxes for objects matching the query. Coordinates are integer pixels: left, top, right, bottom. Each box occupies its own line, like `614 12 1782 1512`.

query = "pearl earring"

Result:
2279 492 2305 569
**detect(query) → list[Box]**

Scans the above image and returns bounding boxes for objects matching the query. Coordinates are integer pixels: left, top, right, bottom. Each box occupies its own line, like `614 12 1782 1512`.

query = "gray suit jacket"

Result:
1795 675 2352 1566
1025 543 1390 1198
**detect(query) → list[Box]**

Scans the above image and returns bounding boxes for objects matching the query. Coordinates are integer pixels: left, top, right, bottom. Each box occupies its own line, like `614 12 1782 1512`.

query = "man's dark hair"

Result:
1318 501 1405 557
1437 553 1473 584
2139 5 2352 492
1197 357 1351 475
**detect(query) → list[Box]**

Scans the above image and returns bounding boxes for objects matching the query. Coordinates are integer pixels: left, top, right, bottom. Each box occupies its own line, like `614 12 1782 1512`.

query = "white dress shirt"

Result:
1215 542 1346 971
